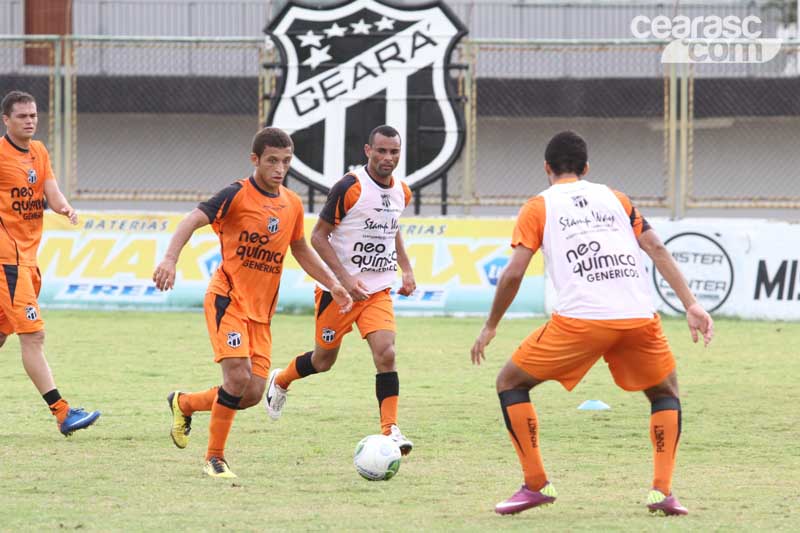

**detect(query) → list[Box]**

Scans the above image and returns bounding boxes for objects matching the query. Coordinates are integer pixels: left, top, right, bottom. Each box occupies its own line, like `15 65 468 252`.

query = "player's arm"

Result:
290 237 352 313
395 231 415 296
471 245 535 365
310 218 369 301
152 209 209 291
638 228 714 346
43 179 77 225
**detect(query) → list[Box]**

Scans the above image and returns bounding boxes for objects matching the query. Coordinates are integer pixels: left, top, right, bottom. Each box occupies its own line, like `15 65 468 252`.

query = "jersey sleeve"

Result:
611 189 651 237
197 182 243 223
290 193 305 242
35 144 55 181
511 196 546 253
318 175 360 225
402 181 412 207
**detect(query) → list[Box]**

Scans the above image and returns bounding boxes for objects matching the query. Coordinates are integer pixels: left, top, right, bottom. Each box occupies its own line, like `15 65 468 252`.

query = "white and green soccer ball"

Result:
353 434 402 481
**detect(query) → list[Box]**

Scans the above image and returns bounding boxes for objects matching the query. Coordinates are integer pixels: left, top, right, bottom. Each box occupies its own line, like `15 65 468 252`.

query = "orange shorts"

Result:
0 264 44 335
314 287 395 348
512 313 675 392
203 292 271 379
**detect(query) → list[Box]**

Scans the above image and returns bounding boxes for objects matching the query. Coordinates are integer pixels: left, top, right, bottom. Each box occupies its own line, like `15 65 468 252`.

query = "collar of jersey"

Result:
363 165 394 189
3 134 29 153
249 175 280 198
552 177 580 185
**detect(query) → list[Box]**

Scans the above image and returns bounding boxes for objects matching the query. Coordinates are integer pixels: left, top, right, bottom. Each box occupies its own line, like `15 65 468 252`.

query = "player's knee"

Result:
238 392 260 409
373 345 396 370
225 366 252 392
312 349 338 372
19 329 45 347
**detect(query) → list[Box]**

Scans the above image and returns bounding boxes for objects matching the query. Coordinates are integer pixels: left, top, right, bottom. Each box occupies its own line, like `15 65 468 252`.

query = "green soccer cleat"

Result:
203 456 237 479
167 391 192 449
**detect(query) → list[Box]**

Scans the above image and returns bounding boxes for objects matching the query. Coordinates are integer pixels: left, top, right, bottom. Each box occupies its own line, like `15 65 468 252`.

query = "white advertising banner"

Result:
647 218 800 320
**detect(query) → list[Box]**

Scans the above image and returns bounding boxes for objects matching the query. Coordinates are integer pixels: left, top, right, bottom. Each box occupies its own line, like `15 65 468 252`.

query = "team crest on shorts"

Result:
265 0 467 190
268 216 280 234
226 331 242 348
321 327 336 343
25 305 38 321
27 169 37 184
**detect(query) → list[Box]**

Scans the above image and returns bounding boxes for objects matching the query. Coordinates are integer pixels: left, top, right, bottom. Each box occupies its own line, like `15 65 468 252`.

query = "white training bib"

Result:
325 166 406 294
540 180 655 319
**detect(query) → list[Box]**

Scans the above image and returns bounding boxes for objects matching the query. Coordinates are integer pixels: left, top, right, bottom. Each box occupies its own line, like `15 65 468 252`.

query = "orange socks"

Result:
43 389 69 424
276 351 316 390
650 397 682 495
376 372 399 434
206 387 241 460
499 389 548 492
178 387 218 416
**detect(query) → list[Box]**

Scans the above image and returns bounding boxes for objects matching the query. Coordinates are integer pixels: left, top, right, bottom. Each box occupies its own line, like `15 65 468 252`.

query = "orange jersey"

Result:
199 177 304 323
0 135 55 265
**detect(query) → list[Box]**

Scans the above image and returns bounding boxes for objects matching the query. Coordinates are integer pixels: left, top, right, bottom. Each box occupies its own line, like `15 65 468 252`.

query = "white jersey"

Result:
540 180 655 319
323 166 407 294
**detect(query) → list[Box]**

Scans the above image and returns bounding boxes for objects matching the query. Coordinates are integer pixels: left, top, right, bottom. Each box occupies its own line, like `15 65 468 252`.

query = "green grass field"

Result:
1 311 798 531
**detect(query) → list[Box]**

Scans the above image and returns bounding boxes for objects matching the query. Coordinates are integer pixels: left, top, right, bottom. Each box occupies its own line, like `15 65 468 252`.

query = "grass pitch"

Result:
1 311 798 531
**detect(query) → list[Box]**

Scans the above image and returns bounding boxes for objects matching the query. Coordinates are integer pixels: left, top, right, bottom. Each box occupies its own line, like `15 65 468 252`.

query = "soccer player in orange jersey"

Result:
264 125 416 454
471 131 714 516
153 127 352 478
0 91 100 436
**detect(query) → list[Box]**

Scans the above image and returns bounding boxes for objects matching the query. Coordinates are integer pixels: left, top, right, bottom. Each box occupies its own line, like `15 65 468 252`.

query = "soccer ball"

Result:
353 434 402 481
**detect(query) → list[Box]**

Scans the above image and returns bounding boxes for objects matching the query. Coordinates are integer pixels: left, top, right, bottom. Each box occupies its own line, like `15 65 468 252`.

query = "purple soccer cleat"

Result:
495 483 557 515
647 490 689 516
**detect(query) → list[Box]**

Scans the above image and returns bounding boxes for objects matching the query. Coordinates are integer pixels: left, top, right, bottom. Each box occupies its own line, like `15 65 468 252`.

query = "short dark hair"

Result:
252 127 293 157
368 125 400 146
2 90 36 117
545 131 588 176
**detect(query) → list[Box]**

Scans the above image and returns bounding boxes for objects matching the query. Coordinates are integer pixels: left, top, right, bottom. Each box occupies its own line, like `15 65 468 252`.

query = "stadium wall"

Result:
38 212 800 320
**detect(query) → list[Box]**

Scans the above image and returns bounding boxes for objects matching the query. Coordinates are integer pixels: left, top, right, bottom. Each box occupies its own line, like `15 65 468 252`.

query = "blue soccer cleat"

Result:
59 407 101 436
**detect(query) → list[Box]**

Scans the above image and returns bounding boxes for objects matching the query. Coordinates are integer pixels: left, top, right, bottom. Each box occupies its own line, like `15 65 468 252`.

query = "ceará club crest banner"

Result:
265 0 467 190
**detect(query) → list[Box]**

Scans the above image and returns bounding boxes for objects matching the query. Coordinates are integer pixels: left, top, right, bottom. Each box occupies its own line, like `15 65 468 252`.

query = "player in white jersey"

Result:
470 131 714 516
265 125 416 454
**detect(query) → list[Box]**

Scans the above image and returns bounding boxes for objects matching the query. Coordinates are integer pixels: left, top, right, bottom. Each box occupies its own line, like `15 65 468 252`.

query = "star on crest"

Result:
323 22 347 38
375 16 395 31
350 18 372 35
303 45 332 70
297 29 323 48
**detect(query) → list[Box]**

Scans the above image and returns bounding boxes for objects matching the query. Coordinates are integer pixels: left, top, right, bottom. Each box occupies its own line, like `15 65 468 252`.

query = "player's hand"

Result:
330 283 353 314
686 303 714 346
60 206 78 225
470 324 496 365
344 275 370 302
397 270 416 296
152 258 177 291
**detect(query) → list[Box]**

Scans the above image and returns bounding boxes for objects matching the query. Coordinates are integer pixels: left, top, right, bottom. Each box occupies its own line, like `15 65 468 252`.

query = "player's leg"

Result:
494 315 611 514
605 315 686 515
204 356 251 478
356 290 411 452
7 266 99 435
266 287 354 419
238 322 270 409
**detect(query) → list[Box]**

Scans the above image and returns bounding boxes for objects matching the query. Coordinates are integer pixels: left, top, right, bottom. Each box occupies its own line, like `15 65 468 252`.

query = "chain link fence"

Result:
461 40 672 211
5 35 800 211
65 36 266 201
686 43 800 209
0 36 59 161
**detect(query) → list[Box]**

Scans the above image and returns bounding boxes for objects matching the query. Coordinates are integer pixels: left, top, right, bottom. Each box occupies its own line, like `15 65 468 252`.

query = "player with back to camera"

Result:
470 131 714 516
264 125 416 455
153 127 352 478
0 90 100 436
